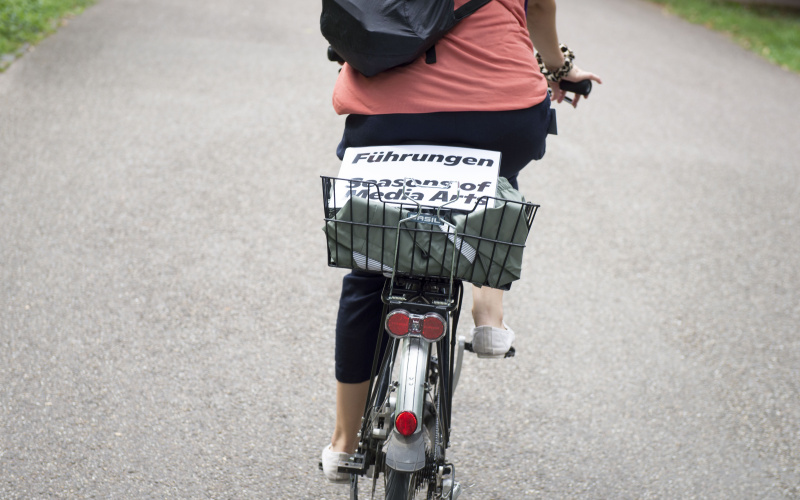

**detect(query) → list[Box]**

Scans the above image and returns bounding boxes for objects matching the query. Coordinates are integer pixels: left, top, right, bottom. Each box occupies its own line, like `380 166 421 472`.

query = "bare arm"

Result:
526 0 602 106
526 0 563 72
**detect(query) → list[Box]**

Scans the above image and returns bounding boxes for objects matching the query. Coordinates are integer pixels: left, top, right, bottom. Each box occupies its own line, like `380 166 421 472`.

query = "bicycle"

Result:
321 173 539 499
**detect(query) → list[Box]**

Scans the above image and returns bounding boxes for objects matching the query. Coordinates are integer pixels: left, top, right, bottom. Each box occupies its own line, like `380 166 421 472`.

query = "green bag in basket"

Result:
324 178 531 289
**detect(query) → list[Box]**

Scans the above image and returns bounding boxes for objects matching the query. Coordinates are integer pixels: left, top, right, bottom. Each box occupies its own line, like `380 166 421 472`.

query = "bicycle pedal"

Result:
464 342 516 358
339 452 367 475
442 478 462 499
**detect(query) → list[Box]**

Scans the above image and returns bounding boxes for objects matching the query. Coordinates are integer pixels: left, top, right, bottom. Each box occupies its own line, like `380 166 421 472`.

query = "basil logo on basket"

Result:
334 145 501 211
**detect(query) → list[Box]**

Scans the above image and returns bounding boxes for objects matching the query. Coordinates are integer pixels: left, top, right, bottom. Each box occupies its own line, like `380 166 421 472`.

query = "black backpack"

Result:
321 0 492 77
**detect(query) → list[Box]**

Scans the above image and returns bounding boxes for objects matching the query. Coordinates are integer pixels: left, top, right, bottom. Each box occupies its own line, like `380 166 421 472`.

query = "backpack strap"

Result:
454 0 493 21
427 0 492 65
426 46 437 64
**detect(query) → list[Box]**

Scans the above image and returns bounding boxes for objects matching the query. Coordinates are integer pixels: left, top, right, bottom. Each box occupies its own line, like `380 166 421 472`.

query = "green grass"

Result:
1 0 96 64
650 0 800 72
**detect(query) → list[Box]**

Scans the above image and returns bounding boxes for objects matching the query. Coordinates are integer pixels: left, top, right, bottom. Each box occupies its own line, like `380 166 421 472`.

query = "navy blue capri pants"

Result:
335 97 554 383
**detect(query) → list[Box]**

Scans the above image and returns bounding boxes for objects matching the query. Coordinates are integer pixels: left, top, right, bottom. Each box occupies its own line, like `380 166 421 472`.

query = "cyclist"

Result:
321 0 602 482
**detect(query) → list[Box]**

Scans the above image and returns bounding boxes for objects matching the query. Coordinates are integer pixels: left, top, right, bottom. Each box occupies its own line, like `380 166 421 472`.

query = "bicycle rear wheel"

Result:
385 468 415 500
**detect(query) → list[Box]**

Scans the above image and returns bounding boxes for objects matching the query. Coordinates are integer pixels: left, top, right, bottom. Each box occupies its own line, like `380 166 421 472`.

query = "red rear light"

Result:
385 310 410 337
387 310 446 341
421 313 446 341
395 411 418 437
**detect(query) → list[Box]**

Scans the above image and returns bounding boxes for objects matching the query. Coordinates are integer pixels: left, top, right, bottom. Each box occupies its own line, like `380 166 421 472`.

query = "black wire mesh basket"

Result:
321 176 539 290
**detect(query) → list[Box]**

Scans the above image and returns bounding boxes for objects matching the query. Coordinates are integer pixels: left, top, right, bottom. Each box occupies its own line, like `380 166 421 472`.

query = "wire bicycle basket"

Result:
321 176 539 299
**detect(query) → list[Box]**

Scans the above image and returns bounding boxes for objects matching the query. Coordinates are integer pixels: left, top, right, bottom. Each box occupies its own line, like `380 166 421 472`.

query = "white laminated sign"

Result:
333 145 501 211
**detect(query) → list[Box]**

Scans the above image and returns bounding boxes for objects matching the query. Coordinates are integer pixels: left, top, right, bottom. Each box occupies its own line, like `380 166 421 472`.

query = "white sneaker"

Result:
471 323 514 358
320 444 350 483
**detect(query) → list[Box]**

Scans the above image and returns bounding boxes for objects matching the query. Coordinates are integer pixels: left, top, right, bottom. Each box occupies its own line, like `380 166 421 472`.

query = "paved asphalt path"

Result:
2 0 799 498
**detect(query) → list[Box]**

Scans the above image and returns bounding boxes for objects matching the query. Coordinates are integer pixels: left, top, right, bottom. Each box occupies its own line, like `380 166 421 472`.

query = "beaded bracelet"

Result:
535 44 575 83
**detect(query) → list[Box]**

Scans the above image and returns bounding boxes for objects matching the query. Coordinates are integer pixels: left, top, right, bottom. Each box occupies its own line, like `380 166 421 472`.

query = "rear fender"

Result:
384 337 429 472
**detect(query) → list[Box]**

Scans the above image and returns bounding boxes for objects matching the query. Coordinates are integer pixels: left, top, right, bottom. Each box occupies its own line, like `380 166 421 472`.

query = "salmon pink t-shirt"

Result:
332 0 548 115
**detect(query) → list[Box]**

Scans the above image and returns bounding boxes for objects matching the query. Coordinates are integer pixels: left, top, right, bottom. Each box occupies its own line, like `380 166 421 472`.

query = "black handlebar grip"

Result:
558 79 592 96
327 46 345 63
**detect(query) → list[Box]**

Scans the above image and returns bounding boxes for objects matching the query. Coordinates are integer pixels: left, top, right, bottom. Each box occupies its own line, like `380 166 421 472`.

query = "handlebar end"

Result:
558 79 592 97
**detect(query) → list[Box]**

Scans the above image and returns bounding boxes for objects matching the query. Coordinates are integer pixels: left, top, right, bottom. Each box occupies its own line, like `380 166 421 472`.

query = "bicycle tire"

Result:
385 469 415 500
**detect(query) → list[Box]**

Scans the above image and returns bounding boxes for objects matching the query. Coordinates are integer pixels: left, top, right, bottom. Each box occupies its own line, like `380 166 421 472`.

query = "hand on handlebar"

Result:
549 65 603 108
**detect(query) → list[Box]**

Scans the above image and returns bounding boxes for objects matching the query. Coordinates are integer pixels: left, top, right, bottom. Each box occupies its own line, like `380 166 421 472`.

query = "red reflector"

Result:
386 311 410 336
395 411 418 437
421 314 445 341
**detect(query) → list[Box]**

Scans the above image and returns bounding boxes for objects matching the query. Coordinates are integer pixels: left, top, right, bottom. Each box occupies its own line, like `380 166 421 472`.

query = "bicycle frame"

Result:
321 173 538 499
339 276 465 499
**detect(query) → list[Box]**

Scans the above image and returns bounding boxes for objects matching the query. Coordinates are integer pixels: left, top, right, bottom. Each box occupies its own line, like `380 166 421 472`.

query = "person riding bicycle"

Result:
321 0 602 482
